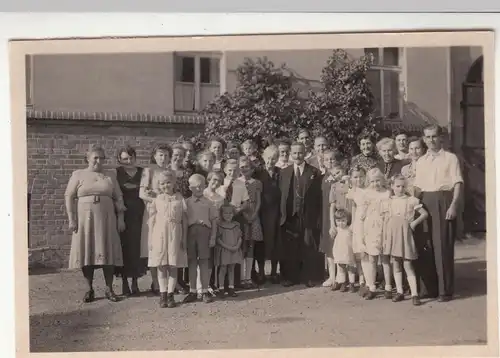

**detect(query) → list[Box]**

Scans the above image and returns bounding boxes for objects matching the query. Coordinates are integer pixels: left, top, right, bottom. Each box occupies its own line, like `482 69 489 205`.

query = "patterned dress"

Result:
241 177 264 243
214 222 244 266
148 192 188 268
382 195 421 260
115 166 147 278
332 227 355 266
350 153 379 173
360 189 391 256
64 169 125 269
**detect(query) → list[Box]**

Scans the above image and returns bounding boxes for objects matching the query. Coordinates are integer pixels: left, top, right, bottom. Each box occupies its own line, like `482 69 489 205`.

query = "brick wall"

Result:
27 114 204 268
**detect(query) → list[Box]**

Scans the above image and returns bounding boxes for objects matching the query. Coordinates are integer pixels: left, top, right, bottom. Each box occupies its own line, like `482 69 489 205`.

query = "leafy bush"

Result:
192 50 380 156
304 49 379 157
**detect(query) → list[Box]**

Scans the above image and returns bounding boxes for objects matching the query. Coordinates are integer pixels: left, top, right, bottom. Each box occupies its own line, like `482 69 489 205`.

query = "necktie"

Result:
384 162 392 178
225 180 234 203
294 165 301 216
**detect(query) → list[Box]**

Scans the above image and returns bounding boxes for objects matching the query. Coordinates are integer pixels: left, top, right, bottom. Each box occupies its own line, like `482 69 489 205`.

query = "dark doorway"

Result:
461 56 485 232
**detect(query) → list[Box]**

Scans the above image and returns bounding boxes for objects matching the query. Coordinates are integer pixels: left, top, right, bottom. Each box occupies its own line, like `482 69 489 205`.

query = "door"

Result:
461 81 485 232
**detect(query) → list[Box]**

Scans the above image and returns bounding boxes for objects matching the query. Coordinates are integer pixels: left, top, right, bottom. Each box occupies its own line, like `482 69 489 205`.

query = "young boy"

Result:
183 174 218 304
216 159 250 288
196 151 216 178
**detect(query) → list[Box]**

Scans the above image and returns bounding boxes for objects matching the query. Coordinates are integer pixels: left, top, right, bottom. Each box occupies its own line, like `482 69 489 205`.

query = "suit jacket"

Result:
377 158 409 180
279 162 322 230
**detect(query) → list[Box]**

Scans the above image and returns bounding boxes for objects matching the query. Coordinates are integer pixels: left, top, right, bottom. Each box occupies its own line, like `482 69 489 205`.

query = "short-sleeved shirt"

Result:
414 149 463 192
185 195 218 228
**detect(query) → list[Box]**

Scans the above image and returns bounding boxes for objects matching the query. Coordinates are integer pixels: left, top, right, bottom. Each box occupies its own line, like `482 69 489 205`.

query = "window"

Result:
364 48 403 118
26 55 34 108
174 53 221 112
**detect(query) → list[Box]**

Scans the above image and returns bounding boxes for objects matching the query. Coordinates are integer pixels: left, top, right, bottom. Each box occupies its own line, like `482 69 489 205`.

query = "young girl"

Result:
359 168 391 300
226 142 241 161
276 140 291 169
139 144 172 295
331 209 356 292
383 175 428 306
320 149 343 288
345 166 367 295
202 171 226 296
208 138 226 172
241 139 264 173
148 170 188 308
239 156 264 288
215 203 243 298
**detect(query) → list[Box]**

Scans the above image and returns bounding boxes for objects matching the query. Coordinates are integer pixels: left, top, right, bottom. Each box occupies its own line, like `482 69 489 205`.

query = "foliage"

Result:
304 49 380 157
191 50 380 156
198 57 306 150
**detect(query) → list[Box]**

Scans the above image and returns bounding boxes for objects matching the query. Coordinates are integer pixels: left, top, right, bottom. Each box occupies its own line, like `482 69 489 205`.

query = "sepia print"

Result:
10 31 497 356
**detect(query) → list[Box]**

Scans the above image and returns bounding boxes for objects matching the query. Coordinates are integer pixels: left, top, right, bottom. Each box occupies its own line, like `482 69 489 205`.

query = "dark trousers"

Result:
281 215 318 283
421 190 456 297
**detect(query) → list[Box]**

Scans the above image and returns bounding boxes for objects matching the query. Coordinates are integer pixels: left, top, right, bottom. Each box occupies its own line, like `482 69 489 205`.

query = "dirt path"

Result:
29 239 487 351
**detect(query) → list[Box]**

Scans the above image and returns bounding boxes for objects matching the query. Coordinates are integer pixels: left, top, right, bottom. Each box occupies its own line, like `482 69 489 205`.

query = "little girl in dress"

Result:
382 175 428 306
359 168 391 300
148 170 188 308
239 156 264 288
215 203 244 298
345 165 367 295
331 209 356 293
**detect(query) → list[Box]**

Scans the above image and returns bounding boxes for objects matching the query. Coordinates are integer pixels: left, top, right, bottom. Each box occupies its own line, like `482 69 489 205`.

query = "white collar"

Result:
425 148 445 158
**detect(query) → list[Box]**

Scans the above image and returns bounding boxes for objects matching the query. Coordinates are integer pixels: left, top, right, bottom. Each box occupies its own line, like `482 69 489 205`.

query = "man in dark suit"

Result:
279 142 323 287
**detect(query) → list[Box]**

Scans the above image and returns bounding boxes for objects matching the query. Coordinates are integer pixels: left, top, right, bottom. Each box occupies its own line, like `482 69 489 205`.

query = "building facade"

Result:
26 46 485 267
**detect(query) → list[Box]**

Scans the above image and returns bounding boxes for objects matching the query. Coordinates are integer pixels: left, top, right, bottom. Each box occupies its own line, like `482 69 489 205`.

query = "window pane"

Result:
366 69 382 117
383 48 399 66
364 48 380 65
176 56 195 83
383 70 400 117
200 57 211 84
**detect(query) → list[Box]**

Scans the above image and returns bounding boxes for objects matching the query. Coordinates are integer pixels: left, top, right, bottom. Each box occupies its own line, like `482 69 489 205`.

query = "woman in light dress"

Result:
64 145 126 303
139 143 172 295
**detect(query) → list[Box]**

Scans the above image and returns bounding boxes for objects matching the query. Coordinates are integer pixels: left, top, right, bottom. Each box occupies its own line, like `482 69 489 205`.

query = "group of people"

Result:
64 124 463 309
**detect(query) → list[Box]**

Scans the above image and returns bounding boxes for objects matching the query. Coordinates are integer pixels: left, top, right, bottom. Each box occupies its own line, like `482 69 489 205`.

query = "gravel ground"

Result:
29 239 487 352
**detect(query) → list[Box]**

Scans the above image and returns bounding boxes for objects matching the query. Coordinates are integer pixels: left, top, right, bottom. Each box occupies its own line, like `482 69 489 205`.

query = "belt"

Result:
78 195 111 203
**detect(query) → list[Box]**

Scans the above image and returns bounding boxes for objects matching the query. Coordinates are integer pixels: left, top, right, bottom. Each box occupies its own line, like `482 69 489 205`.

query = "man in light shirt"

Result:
414 125 463 302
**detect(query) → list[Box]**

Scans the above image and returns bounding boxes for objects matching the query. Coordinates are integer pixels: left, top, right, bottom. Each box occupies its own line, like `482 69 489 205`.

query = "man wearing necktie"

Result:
279 141 322 287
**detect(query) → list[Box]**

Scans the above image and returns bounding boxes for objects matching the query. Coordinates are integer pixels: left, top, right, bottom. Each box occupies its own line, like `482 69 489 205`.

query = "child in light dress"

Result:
331 209 356 292
239 156 264 288
382 175 428 306
241 139 265 173
200 171 226 296
148 170 188 308
215 203 244 298
139 144 172 295
345 165 367 294
359 168 391 300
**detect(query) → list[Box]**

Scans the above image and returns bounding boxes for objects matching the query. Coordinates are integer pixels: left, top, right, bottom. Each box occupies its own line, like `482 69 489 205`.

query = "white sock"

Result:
245 258 253 281
394 272 403 294
407 275 418 297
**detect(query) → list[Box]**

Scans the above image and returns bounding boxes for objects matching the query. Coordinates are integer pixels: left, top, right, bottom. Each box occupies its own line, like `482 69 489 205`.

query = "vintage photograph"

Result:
16 33 494 353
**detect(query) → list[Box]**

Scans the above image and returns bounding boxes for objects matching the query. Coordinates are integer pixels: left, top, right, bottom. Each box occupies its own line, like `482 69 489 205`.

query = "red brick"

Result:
27 119 203 268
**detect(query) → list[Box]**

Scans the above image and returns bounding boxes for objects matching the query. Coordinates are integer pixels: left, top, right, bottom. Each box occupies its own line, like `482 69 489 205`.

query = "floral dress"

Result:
360 189 391 256
148 192 188 268
65 169 125 269
241 177 264 243
381 195 421 260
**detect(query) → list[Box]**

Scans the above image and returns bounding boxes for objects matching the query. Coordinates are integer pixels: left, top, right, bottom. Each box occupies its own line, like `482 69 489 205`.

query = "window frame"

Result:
26 55 34 109
365 47 405 119
174 52 222 113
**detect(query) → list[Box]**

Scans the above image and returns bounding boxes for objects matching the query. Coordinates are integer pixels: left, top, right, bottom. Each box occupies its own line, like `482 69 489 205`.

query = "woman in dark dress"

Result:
115 146 147 296
256 145 282 284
